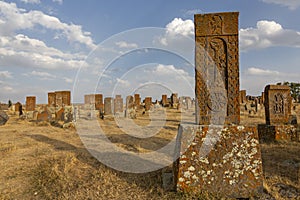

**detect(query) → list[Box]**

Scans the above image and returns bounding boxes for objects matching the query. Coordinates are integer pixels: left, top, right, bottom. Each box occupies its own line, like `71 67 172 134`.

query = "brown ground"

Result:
0 108 299 200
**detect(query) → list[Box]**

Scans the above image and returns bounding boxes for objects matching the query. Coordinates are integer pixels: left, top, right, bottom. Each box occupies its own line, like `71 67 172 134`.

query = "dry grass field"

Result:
0 107 299 200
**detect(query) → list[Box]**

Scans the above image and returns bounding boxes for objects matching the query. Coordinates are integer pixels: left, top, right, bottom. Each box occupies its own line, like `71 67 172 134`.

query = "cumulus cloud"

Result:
0 1 96 49
0 71 13 79
261 0 300 10
166 18 194 37
240 20 300 51
245 67 280 76
21 0 41 4
115 41 138 49
153 64 189 76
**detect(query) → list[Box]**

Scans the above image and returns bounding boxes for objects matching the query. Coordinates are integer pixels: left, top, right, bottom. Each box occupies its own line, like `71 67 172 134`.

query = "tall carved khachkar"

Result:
195 12 240 125
173 12 263 198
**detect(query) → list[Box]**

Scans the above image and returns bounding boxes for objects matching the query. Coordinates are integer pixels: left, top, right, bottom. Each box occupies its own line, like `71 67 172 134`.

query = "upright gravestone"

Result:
125 95 135 118
195 12 240 125
95 94 103 110
114 95 123 114
134 94 141 108
26 96 36 111
104 97 114 115
258 85 297 142
55 91 71 107
264 85 291 125
161 94 168 107
48 92 56 106
144 97 152 111
173 12 263 198
171 93 178 109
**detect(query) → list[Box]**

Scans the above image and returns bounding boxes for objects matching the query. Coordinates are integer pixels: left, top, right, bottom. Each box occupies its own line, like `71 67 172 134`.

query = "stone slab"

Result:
173 124 263 198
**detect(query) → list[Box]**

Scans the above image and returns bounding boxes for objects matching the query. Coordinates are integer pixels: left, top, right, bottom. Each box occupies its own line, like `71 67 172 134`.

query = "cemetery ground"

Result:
0 108 300 200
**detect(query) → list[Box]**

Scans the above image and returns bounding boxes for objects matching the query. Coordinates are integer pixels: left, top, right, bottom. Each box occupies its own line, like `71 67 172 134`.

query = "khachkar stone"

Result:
161 94 168 107
26 96 36 111
171 93 179 108
85 94 103 110
258 85 297 142
195 12 240 125
48 92 56 106
125 95 135 118
173 125 263 198
264 85 291 125
134 94 141 108
55 91 71 107
104 97 114 115
144 97 152 111
114 95 123 113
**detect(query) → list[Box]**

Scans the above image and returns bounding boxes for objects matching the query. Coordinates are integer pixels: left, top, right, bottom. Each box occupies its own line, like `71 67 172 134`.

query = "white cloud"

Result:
261 0 300 10
154 64 189 76
245 67 280 76
52 0 63 5
63 77 73 83
242 67 300 95
0 33 87 70
116 78 130 87
21 0 41 4
166 18 194 37
0 1 96 49
240 20 300 51
0 71 13 79
115 41 138 49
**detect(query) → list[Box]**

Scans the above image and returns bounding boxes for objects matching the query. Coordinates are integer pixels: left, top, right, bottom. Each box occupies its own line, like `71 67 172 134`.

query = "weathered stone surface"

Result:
264 85 291 125
258 124 298 142
37 111 50 121
134 94 141 107
55 91 71 107
48 92 56 106
239 90 247 104
0 111 9 125
114 95 123 114
56 108 65 121
104 97 114 115
26 96 36 111
84 94 103 110
171 93 179 109
173 125 263 198
144 97 152 111
161 94 168 107
195 12 240 125
15 102 22 112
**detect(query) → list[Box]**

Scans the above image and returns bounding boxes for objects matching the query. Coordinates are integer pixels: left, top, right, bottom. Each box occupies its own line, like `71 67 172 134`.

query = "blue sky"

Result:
1 0 300 103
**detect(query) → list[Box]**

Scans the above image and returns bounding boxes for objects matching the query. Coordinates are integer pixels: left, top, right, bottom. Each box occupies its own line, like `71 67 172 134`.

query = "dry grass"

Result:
0 108 299 199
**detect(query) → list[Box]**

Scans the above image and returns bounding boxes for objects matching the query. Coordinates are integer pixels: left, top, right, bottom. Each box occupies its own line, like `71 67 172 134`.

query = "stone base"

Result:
258 124 298 143
173 125 263 198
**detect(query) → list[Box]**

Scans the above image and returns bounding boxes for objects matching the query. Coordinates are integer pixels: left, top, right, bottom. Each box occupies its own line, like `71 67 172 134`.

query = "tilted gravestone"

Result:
0 110 9 126
173 12 263 198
